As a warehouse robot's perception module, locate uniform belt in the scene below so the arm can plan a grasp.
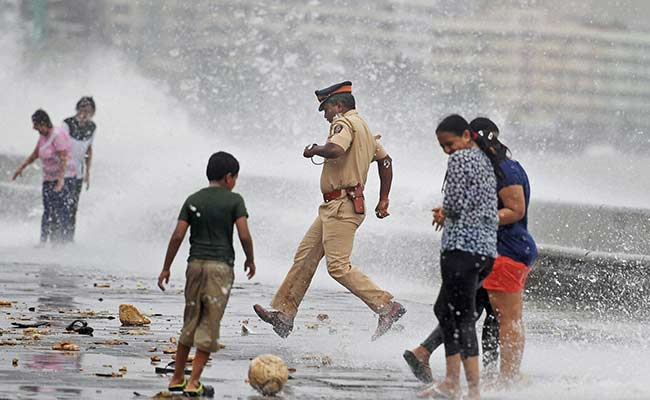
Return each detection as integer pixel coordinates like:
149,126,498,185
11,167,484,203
323,189,349,203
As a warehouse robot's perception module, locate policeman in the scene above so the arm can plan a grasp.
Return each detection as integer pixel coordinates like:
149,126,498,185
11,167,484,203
254,81,406,340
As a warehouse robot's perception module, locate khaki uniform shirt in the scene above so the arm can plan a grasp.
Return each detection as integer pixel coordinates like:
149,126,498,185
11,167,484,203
320,109,388,194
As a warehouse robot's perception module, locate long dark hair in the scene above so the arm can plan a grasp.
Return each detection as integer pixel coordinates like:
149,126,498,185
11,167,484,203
469,117,510,184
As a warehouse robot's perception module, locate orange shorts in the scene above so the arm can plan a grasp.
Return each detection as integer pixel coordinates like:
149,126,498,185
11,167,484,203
482,256,530,293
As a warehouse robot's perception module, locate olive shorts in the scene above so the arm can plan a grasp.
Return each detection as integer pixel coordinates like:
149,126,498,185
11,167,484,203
179,259,234,353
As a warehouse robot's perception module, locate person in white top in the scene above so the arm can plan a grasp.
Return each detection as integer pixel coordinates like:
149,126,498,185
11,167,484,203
61,96,96,240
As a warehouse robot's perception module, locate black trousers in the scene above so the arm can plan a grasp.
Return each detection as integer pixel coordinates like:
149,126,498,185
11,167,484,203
68,178,84,240
41,178,76,243
433,250,495,359
422,287,499,366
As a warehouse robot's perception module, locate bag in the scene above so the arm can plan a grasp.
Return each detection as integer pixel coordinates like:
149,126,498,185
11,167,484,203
347,184,365,214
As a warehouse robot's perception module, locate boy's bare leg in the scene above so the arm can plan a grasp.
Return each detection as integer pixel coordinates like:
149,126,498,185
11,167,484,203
462,355,481,400
186,348,211,391
169,343,190,387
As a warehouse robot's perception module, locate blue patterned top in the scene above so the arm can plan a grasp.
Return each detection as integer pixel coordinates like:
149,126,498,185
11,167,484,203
441,147,498,257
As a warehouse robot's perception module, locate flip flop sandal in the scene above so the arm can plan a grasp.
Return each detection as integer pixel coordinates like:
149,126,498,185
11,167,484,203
11,321,50,329
65,319,94,336
168,376,187,392
403,350,433,383
183,382,215,398
155,361,192,376
418,385,459,399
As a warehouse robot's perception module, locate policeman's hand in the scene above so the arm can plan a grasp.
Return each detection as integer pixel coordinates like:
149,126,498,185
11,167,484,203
303,144,318,158
158,269,170,291
54,178,64,193
244,258,256,280
432,206,445,231
11,168,22,181
375,198,390,219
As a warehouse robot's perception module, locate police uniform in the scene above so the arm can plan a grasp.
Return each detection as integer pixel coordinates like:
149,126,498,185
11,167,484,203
270,82,394,318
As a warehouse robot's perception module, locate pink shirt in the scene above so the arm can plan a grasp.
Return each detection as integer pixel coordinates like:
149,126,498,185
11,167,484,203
37,127,76,181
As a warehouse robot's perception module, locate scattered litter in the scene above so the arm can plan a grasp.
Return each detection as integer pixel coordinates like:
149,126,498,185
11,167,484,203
288,367,297,373
119,366,128,372
94,283,111,288
65,320,94,336
11,321,49,329
241,320,252,336
317,313,329,321
162,347,177,354
28,307,35,312
218,343,226,350
11,358,18,367
94,339,128,346
148,347,157,352
305,323,318,329
52,340,80,351
301,354,332,366
125,329,149,335
169,337,177,344
0,301,13,307
150,356,161,362
95,372,123,378
119,304,151,326
103,364,112,368
80,311,97,317
134,391,174,398
0,341,17,346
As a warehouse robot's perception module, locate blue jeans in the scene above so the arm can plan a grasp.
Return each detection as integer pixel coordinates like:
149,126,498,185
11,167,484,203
41,178,76,243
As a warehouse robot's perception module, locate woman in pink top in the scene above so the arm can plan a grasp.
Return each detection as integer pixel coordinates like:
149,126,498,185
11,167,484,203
12,109,77,243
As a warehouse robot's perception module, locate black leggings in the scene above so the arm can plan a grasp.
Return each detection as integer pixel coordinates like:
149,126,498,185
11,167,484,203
422,287,499,366
433,250,495,359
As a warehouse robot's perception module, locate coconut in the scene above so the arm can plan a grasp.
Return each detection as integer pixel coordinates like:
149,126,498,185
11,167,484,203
248,354,289,396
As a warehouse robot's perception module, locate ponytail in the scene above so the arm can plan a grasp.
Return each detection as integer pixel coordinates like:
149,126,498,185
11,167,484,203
469,118,509,184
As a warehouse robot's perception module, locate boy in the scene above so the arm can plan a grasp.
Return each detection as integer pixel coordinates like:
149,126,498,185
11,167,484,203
157,151,255,397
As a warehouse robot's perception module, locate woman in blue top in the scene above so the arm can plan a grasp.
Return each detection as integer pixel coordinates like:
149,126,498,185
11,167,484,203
420,115,498,400
470,117,537,389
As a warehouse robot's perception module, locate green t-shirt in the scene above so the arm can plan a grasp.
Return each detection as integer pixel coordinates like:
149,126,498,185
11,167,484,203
178,187,248,266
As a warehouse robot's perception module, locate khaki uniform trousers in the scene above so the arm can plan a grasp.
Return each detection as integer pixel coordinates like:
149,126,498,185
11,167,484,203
271,196,393,317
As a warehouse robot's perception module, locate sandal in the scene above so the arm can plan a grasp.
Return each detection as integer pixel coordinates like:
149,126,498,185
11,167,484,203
155,361,192,376
183,382,215,398
168,376,187,392
418,384,460,399
11,321,50,329
65,319,94,336
403,350,433,383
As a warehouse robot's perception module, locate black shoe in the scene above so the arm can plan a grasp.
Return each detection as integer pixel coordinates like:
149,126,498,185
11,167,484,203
253,304,294,338
372,302,406,341
403,350,433,383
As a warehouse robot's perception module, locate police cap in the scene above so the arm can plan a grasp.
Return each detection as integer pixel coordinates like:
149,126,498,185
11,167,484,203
315,81,352,111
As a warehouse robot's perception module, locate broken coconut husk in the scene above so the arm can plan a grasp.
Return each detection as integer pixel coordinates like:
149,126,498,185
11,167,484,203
52,340,80,351
119,304,151,326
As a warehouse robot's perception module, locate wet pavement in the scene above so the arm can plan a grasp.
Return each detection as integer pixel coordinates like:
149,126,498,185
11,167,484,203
1,261,650,400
